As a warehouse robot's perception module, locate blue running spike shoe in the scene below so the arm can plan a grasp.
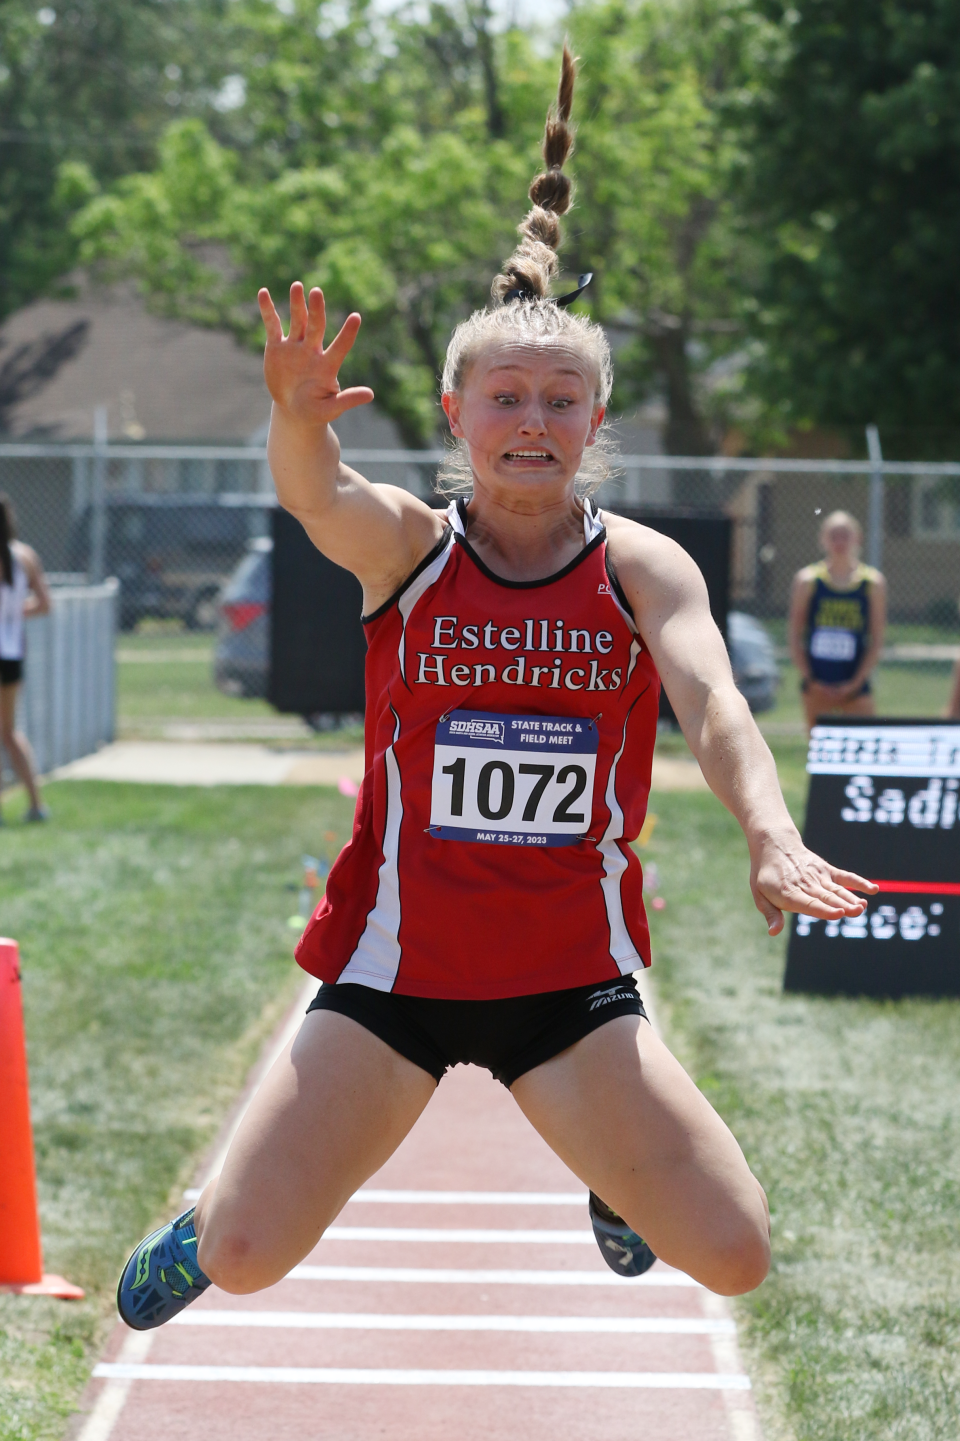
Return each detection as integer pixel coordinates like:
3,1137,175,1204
117,1206,212,1329
589,1191,658,1277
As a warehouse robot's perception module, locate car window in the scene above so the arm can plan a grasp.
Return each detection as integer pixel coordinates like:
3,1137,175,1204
222,550,270,603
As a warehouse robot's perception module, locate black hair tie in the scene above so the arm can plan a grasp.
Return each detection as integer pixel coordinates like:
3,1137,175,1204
502,272,593,307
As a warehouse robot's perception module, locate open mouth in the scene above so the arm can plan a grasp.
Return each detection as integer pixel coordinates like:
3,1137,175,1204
503,449,555,462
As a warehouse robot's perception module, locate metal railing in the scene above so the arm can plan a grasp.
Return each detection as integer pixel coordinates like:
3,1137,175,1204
0,441,958,626
15,578,117,779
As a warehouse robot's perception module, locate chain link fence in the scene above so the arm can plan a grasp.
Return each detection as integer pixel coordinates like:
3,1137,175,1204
1,441,959,634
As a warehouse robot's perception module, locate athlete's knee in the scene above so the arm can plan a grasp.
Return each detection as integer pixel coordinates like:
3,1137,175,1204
197,1215,283,1295
702,1197,771,1296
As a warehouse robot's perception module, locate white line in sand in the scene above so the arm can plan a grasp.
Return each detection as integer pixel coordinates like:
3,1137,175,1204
172,1310,736,1335
94,1363,750,1391
286,1265,701,1288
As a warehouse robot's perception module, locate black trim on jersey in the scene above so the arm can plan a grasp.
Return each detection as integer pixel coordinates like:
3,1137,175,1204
361,525,454,625
454,496,606,590
602,543,635,624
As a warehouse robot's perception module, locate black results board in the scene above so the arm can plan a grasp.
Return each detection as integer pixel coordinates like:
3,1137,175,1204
784,718,960,998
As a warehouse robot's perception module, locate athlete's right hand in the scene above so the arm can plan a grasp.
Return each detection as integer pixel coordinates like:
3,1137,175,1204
258,283,374,427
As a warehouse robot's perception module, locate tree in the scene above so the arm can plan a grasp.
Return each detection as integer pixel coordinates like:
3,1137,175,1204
64,0,767,450
743,0,960,451
68,3,555,444
566,0,771,453
0,0,233,318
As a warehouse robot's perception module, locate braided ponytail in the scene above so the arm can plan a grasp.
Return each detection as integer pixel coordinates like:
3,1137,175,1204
440,42,614,497
491,43,577,304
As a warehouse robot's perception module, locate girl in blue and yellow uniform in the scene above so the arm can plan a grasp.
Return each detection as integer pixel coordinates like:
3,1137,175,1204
788,510,886,731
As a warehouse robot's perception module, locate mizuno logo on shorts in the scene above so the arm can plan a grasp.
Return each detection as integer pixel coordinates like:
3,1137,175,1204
588,986,633,1010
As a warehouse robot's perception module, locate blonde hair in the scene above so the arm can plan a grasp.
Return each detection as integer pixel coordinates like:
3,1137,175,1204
819,510,863,545
438,43,613,497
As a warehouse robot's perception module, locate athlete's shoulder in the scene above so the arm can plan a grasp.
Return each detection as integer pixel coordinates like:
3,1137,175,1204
601,508,700,574
10,540,39,577
798,561,826,585
600,509,710,619
362,519,455,624
859,563,883,587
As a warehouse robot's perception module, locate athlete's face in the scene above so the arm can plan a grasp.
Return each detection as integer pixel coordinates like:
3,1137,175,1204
821,522,860,563
442,344,604,496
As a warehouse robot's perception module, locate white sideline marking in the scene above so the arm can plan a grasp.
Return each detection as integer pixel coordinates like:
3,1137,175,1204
287,1265,701,1288
173,1310,735,1335
75,1331,152,1441
94,1362,750,1390
184,1187,589,1205
323,1226,595,1244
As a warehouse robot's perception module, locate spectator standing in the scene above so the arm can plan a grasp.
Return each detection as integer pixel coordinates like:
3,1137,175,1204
0,494,51,820
789,510,887,731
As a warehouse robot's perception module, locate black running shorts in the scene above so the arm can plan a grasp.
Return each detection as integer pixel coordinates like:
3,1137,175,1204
0,658,23,686
306,975,648,1088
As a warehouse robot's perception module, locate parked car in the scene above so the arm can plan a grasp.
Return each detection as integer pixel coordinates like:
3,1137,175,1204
727,610,779,713
214,537,272,698
70,496,270,630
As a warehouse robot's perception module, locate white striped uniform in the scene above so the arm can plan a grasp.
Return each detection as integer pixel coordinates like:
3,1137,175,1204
297,500,660,999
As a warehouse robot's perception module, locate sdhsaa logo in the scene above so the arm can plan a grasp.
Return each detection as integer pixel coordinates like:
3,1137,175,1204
449,718,505,744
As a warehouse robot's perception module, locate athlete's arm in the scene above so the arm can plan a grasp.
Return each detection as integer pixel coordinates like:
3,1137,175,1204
787,569,814,683
17,543,51,617
258,283,445,611
606,518,876,935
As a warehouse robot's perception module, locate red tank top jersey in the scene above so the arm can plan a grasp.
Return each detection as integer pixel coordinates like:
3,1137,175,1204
296,498,661,1000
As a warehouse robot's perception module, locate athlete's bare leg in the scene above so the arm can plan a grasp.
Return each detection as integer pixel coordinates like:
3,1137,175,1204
0,683,42,811
802,681,875,730
511,1014,770,1296
194,1010,436,1293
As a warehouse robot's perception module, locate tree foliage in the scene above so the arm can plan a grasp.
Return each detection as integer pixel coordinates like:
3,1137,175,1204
744,0,960,448
0,0,235,316
66,0,758,447
566,0,771,451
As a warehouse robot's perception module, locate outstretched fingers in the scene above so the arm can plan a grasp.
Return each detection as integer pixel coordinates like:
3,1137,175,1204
304,287,327,350
333,385,376,415
289,281,309,342
258,289,285,345
826,866,879,897
325,311,363,366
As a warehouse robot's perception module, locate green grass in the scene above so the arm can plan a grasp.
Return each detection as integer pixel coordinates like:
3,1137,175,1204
760,619,960,648
643,752,960,1441
115,631,365,747
116,632,274,724
0,781,355,1441
758,660,955,734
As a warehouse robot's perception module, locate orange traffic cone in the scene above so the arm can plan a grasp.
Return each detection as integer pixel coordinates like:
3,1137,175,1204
0,938,84,1298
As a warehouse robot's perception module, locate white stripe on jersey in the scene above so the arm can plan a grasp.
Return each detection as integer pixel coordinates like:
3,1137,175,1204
397,530,456,682
337,705,404,990
598,702,644,974
340,534,456,990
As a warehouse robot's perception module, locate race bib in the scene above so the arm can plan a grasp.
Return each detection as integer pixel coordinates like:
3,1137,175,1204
430,710,599,847
810,628,857,662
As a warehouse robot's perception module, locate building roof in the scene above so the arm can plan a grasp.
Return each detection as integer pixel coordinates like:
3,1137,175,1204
0,277,399,449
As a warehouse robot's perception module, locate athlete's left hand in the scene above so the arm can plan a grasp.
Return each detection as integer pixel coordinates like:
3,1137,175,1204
749,830,878,936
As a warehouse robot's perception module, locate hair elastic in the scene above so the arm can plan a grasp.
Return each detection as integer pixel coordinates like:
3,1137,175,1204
502,272,593,307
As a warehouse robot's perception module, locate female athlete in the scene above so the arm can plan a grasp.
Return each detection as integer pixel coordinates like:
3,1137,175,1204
0,493,50,822
788,510,887,732
118,48,875,1329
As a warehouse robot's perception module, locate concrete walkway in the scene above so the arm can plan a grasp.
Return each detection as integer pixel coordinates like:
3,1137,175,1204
53,742,708,792
54,743,368,787
75,974,762,1441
